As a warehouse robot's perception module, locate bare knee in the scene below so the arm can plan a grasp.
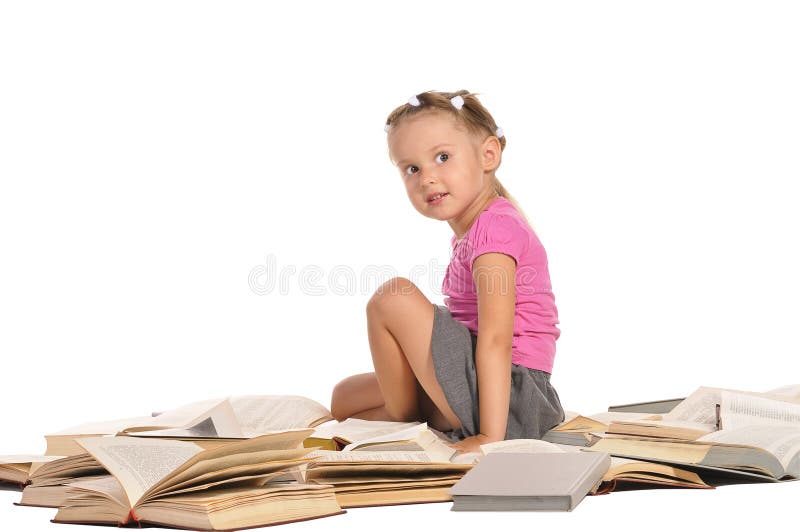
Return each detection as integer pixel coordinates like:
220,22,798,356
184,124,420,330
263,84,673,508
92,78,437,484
367,276,418,316
330,373,384,422
330,378,357,422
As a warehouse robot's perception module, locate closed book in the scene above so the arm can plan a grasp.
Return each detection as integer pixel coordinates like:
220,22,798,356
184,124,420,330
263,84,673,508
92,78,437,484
449,451,610,511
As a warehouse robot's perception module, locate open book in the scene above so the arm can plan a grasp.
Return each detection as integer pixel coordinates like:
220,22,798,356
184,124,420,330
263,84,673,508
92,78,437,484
463,438,710,493
543,411,660,446
589,387,800,483
45,395,334,456
304,450,472,508
663,385,800,426
308,419,456,460
50,429,345,530
0,455,64,489
605,419,716,441
18,454,107,508
300,420,472,507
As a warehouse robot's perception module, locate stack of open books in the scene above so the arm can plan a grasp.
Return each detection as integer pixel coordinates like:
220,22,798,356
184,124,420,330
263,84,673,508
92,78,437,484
544,384,800,488
3,383,800,525
3,394,478,529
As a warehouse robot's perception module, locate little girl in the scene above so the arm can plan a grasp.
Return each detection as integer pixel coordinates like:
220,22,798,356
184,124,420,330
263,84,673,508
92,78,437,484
330,90,565,454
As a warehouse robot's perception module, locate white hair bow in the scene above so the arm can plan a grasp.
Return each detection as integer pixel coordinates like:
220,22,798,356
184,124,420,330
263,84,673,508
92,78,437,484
385,94,504,138
407,94,464,110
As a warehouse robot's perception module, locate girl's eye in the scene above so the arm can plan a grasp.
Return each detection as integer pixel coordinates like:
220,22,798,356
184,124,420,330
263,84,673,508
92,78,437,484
404,152,449,176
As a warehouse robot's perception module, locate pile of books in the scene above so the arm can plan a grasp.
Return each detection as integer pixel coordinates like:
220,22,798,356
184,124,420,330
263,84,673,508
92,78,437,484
2,383,800,527
0,395,477,530
542,383,800,489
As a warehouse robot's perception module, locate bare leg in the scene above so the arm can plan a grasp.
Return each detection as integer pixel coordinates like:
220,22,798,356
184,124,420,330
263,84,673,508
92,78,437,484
331,372,458,431
367,278,462,430
330,372,389,422
367,289,422,421
349,404,392,421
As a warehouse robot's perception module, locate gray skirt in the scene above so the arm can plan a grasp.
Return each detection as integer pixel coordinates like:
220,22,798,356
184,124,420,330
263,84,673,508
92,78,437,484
430,303,565,443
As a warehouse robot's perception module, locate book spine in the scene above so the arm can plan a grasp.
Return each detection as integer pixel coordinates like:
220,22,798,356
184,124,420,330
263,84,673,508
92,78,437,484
122,509,142,528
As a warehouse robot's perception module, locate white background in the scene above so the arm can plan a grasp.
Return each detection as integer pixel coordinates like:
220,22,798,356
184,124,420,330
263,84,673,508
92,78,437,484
1,1,798,530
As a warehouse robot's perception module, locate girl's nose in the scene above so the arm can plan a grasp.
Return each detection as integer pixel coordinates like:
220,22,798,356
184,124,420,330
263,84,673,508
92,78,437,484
418,165,437,183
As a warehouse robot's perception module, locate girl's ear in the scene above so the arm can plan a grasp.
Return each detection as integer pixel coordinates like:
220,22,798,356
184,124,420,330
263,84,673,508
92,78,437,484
480,135,502,172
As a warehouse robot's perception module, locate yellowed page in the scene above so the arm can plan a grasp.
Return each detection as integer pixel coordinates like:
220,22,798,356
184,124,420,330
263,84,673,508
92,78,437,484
698,425,800,472
124,397,242,437
665,386,800,424
230,395,333,436
76,436,203,507
479,438,566,454
136,429,313,502
151,459,318,497
764,384,800,400
561,411,581,423
0,455,64,464
48,415,157,436
614,419,715,430
342,423,428,451
721,390,800,429
449,452,482,464
551,415,607,432
340,426,456,463
310,418,422,443
312,473,464,484
606,456,706,484
586,411,661,424
588,436,711,464
66,475,130,508
307,461,471,479
308,450,439,462
150,447,313,495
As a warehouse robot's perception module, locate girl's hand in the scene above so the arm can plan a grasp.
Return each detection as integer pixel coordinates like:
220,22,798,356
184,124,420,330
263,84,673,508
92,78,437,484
445,433,498,454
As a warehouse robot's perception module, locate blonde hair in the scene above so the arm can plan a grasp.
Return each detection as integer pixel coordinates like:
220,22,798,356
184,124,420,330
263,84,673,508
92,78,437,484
385,89,534,230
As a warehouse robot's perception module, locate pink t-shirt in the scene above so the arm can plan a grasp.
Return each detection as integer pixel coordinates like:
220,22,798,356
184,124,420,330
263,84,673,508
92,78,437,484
442,196,561,373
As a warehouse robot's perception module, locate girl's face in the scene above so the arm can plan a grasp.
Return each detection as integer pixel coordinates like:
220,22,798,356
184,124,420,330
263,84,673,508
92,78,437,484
387,111,500,222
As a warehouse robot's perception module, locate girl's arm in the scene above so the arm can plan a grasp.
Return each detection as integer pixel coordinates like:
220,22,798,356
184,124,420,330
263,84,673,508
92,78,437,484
448,251,516,452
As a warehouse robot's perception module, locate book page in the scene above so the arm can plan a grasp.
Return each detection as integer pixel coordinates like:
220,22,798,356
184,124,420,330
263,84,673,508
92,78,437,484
145,397,229,426
66,474,129,509
310,418,423,443
230,395,333,435
307,450,438,463
136,429,313,502
551,415,607,432
76,436,202,508
586,412,661,424
450,452,482,464
48,415,157,436
343,423,429,451
764,384,800,401
479,439,565,454
666,386,800,425
126,397,242,437
612,419,717,431
697,425,800,473
151,447,313,495
721,390,800,429
662,387,724,424
0,455,64,464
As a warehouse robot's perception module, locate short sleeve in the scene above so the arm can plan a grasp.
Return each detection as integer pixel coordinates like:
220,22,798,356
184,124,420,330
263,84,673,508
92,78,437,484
468,213,529,267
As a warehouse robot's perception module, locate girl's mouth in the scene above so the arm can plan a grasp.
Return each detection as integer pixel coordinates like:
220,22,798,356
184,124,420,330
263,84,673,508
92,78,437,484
427,193,449,204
